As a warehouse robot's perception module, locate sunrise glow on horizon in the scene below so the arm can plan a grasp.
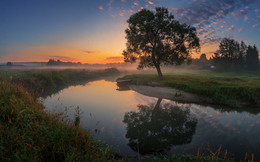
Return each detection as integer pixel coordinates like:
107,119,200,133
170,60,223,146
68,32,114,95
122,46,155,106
1,0,259,64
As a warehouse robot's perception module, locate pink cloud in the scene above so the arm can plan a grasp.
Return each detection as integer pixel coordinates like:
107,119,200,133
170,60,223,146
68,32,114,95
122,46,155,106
148,1,154,5
239,10,246,15
169,8,179,12
129,9,134,13
228,25,234,31
133,2,138,6
223,21,228,25
119,10,126,17
238,28,243,32
244,16,248,22
99,6,103,10
252,24,259,28
232,12,238,19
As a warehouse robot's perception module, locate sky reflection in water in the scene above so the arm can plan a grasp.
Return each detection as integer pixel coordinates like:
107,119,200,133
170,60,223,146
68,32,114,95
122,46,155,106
42,80,260,160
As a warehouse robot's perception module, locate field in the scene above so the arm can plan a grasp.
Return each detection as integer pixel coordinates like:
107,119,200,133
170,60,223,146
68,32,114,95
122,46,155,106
118,70,260,108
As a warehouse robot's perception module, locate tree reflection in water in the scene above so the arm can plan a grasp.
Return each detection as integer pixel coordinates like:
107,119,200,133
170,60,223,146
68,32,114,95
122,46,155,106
123,98,197,155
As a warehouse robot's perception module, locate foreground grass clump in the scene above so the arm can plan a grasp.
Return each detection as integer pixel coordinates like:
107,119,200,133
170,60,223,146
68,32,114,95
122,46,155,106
118,71,260,107
0,80,116,161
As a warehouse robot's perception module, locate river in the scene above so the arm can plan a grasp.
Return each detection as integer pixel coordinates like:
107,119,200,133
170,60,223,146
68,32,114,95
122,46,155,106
41,79,260,160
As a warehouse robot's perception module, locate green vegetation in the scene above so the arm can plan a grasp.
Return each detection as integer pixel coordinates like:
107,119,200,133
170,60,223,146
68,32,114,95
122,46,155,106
0,68,120,96
0,80,117,161
118,71,260,108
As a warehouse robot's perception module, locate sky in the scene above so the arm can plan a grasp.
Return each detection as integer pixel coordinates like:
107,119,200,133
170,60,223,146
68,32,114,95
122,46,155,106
0,0,259,64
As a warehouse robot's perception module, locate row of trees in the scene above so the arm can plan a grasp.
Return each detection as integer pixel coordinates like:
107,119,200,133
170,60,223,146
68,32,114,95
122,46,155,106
47,59,82,66
212,38,259,71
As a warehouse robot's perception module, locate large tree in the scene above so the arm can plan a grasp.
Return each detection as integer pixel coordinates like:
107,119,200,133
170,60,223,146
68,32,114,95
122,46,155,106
122,7,200,79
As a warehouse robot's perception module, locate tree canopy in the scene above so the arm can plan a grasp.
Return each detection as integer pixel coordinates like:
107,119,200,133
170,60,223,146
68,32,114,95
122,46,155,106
122,7,200,79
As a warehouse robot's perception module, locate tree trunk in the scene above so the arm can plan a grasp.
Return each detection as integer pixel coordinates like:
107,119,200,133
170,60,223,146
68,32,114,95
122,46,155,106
155,65,164,80
154,98,162,110
151,47,163,80
152,98,162,121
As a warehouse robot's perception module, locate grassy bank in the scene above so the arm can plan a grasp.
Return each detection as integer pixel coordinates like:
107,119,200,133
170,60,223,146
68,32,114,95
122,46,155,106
0,68,120,96
0,80,118,161
118,71,260,108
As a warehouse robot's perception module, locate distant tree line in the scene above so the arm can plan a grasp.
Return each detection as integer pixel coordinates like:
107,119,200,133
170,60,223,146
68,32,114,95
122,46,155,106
47,59,82,66
6,62,13,66
212,38,259,71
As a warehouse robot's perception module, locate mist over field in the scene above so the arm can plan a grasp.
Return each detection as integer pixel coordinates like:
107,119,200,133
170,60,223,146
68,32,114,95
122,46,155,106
1,0,259,161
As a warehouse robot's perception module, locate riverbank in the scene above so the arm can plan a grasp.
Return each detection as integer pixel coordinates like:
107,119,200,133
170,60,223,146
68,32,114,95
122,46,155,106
0,68,120,96
0,80,118,161
118,71,260,108
129,85,213,104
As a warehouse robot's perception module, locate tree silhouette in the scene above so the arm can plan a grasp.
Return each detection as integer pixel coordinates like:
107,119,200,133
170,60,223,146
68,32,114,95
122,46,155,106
246,45,259,71
123,98,197,155
6,62,13,66
212,38,248,71
122,7,200,79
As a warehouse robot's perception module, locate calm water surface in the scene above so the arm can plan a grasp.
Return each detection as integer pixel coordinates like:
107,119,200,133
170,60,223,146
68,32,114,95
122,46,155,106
42,79,260,160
